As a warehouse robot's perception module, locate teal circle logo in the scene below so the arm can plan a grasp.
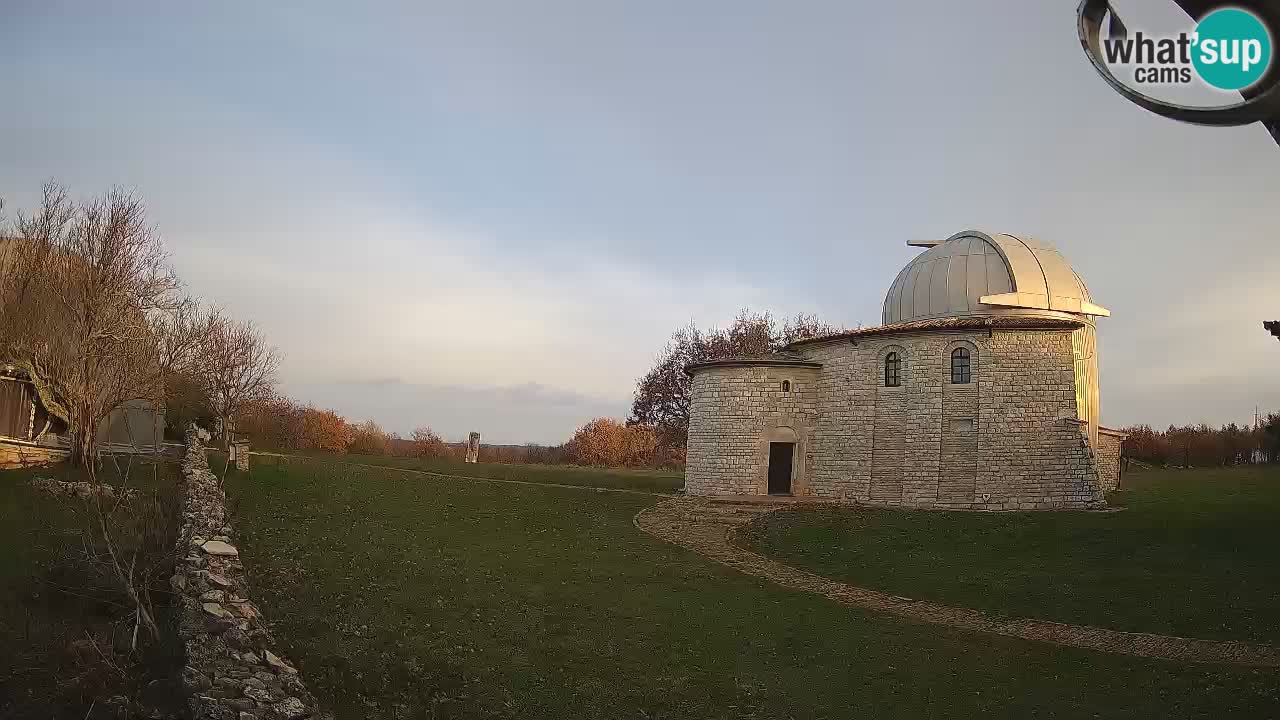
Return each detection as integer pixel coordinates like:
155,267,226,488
1192,8,1272,90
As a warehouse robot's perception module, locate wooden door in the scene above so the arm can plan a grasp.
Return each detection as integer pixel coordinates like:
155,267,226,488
0,379,34,440
767,442,794,495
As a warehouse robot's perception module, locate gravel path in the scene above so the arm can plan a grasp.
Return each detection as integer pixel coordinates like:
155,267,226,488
635,496,1280,667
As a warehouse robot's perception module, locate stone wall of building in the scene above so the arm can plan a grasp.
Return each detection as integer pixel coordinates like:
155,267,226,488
685,364,819,495
686,328,1105,509
1096,427,1127,492
973,331,1102,509
173,427,329,720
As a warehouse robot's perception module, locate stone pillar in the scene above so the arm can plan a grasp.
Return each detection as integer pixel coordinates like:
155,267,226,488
465,432,481,463
230,440,250,472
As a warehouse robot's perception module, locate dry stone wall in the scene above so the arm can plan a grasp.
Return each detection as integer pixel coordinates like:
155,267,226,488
686,328,1105,509
173,427,329,720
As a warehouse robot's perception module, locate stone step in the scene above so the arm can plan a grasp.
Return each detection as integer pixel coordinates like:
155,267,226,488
677,516,755,526
705,499,798,510
665,509,769,526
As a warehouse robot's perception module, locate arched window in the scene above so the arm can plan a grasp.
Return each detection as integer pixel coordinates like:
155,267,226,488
884,352,901,387
781,380,791,393
951,347,971,384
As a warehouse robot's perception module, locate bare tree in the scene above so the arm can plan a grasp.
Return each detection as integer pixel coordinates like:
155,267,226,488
629,309,841,449
0,182,200,469
0,182,217,648
202,313,279,447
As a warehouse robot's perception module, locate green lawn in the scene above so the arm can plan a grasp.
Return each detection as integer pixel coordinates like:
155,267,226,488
745,466,1280,645
0,459,184,718
269,450,685,493
227,459,1279,719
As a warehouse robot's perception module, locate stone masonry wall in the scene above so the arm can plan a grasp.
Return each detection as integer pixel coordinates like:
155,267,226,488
173,427,329,720
685,365,819,495
687,329,1105,509
973,331,1103,509
1096,428,1126,492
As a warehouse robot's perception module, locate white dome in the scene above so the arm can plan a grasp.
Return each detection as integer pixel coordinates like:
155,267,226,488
882,230,1109,325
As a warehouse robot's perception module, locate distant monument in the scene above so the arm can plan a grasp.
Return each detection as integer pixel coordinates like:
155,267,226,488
465,432,481,463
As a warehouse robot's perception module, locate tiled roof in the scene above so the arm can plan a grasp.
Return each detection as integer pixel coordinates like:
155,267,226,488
785,315,1084,348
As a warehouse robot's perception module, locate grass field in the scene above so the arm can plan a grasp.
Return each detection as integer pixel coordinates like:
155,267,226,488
745,466,1280,645
227,459,1279,719
0,459,184,718
273,450,685,493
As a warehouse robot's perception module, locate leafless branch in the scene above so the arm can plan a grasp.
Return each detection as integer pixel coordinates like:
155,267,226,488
202,313,279,447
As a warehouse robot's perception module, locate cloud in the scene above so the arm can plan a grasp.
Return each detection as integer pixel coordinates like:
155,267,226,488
4,0,1280,443
0,48,825,444
1100,269,1280,427
170,193,800,399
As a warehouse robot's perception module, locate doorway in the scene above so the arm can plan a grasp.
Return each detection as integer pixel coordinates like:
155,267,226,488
767,442,794,495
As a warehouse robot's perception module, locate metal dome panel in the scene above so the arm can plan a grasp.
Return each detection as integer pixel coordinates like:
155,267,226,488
882,230,1109,325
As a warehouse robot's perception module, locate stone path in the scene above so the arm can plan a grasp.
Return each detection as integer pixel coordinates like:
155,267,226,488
635,496,1280,667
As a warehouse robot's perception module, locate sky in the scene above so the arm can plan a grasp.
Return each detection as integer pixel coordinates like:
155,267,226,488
2,0,1278,444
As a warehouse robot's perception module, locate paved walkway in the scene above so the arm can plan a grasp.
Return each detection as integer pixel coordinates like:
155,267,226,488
634,496,1280,667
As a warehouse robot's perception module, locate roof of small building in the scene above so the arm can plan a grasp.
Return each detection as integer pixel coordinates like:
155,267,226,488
883,230,1110,325
684,351,822,376
785,315,1084,349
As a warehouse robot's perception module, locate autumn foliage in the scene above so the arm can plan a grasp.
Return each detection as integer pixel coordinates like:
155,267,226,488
566,418,661,467
237,395,355,453
302,407,354,452
348,420,391,456
411,426,448,458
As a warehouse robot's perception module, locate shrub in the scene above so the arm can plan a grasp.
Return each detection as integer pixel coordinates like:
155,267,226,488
348,420,390,456
567,418,659,467
302,407,353,452
411,426,448,458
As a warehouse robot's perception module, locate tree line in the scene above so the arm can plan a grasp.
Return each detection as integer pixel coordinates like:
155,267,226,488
0,183,279,469
232,395,682,468
1121,416,1280,468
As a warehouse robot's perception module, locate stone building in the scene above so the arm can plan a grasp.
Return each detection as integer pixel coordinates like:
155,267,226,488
684,230,1127,510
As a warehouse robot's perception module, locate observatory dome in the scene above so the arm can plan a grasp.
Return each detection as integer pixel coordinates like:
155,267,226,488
882,230,1109,326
